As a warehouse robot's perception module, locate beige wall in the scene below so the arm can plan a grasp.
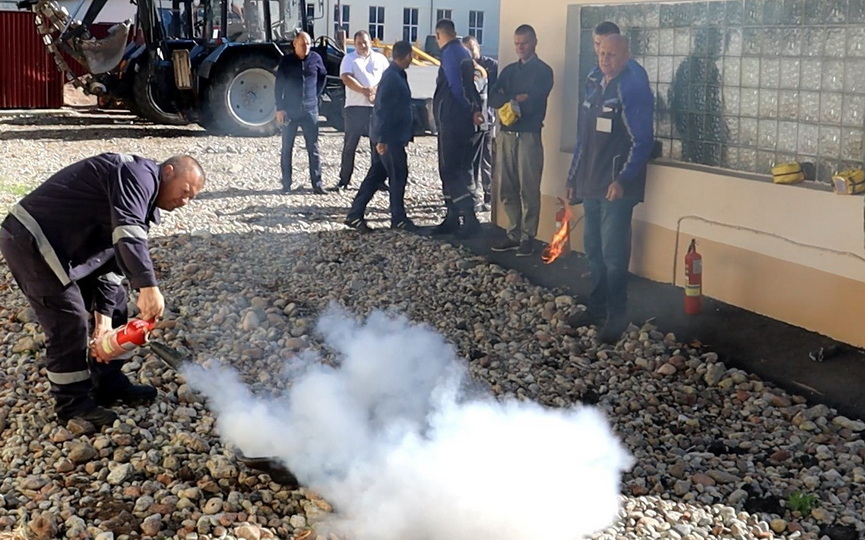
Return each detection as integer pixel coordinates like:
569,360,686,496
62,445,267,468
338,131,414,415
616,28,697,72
497,0,865,347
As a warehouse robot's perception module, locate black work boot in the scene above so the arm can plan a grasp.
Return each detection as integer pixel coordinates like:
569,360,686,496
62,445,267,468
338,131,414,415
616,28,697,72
429,202,460,236
94,384,158,407
457,209,482,238
58,404,118,429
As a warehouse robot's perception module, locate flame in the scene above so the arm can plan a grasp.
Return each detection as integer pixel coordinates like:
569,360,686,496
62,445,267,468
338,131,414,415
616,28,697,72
541,197,573,264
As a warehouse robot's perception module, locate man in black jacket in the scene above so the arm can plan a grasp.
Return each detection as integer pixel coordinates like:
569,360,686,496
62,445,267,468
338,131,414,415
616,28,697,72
431,19,485,237
344,41,418,233
0,153,205,427
275,31,328,194
462,35,498,210
489,24,554,257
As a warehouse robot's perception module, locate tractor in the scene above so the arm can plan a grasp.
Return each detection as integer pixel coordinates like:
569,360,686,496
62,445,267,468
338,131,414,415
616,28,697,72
19,0,346,135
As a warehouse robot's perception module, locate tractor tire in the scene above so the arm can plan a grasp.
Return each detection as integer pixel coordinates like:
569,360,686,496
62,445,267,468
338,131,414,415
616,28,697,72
131,64,188,126
201,54,279,137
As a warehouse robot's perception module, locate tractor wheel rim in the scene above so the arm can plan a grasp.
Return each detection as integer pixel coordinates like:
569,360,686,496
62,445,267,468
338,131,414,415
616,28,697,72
227,67,276,127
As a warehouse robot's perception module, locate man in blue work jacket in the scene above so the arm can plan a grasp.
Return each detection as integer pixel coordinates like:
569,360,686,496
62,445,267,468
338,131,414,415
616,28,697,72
344,41,419,233
567,34,654,344
275,31,328,194
0,153,205,427
430,18,485,237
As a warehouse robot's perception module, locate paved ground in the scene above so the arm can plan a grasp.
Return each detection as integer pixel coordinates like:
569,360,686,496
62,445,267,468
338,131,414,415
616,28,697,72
454,225,865,422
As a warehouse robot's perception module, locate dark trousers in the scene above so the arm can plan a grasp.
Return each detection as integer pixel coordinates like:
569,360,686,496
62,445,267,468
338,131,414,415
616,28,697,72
281,110,322,190
582,198,638,323
0,220,130,417
437,121,476,212
347,144,409,225
339,107,374,186
471,129,493,203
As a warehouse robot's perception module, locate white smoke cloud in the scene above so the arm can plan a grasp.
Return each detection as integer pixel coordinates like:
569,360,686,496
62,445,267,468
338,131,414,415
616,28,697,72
184,306,632,540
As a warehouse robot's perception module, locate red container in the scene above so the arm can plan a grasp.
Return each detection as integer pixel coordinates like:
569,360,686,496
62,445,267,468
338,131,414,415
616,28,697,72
0,10,64,109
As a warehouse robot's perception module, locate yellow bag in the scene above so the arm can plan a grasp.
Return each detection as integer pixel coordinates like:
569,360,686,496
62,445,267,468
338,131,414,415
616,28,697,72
773,171,805,185
498,101,519,126
771,162,801,176
832,169,865,195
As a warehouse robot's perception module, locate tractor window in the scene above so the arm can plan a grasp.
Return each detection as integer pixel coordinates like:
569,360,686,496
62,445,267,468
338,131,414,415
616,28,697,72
270,0,303,42
154,0,198,39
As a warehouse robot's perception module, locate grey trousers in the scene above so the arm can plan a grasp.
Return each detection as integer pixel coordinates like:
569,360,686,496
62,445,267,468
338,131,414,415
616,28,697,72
497,130,543,241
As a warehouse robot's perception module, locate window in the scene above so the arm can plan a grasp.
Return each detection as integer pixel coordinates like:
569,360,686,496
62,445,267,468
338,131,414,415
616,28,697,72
369,6,385,41
468,10,484,44
333,4,350,34
306,3,314,20
436,8,452,22
403,8,418,43
569,1,865,183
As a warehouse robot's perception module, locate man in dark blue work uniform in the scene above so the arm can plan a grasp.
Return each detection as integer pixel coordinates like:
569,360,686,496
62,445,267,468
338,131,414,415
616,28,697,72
275,31,328,194
0,153,206,427
344,41,419,233
567,34,654,344
430,19,485,237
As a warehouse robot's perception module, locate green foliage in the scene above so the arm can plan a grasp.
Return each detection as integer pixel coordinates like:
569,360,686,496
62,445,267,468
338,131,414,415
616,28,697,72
787,491,819,514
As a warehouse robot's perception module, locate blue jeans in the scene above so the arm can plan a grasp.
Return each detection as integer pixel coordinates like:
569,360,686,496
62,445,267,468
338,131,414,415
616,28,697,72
582,198,638,323
281,110,322,189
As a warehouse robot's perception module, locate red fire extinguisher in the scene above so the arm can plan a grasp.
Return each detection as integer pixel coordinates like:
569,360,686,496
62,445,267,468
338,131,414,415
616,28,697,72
684,239,702,315
95,318,155,360
554,198,571,255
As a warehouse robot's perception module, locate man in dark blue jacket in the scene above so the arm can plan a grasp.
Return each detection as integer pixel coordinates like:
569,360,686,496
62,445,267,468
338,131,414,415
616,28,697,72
462,35,498,210
344,41,418,233
0,153,205,427
275,31,328,194
567,34,654,344
431,19,484,237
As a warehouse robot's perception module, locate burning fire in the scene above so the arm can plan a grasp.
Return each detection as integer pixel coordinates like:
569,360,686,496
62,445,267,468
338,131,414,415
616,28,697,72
541,198,573,264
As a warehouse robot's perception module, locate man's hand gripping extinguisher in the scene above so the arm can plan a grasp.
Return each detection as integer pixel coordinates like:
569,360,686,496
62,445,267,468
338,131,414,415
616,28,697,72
684,239,702,315
96,318,156,360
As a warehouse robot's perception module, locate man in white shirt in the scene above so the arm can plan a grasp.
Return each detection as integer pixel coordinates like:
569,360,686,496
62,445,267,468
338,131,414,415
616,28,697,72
332,30,391,191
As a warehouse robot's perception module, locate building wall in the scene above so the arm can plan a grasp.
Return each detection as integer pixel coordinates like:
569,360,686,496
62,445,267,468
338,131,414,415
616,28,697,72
312,0,500,57
497,0,865,348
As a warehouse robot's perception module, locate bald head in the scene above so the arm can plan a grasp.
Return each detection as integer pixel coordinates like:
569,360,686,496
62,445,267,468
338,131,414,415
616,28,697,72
293,31,312,58
157,155,205,211
598,34,630,80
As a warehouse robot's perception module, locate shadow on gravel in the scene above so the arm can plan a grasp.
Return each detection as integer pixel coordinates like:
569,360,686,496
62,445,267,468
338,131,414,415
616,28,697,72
0,126,206,142
449,224,865,422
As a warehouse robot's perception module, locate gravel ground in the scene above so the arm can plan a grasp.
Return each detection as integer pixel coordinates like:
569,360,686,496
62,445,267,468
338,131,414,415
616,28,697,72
1,112,864,540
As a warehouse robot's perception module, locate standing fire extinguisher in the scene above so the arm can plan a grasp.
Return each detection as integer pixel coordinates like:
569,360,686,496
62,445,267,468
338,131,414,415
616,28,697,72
555,198,571,255
95,318,156,360
684,239,702,315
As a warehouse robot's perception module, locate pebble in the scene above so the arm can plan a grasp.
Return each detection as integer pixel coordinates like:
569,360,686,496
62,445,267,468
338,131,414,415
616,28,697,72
0,115,863,540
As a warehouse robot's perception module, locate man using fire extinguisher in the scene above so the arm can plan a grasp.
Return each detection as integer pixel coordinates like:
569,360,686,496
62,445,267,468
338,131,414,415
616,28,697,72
566,34,654,344
0,153,206,427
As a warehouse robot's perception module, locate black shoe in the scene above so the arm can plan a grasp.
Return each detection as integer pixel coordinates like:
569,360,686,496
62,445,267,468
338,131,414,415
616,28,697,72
60,405,118,428
344,217,373,234
312,185,326,195
391,219,419,232
598,318,629,344
429,213,460,236
94,384,158,407
566,311,606,328
516,239,534,257
281,185,293,193
491,238,520,252
328,183,349,192
457,212,482,238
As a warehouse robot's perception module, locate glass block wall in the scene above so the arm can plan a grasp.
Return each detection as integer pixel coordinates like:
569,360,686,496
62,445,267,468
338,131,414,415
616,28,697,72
578,0,865,183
